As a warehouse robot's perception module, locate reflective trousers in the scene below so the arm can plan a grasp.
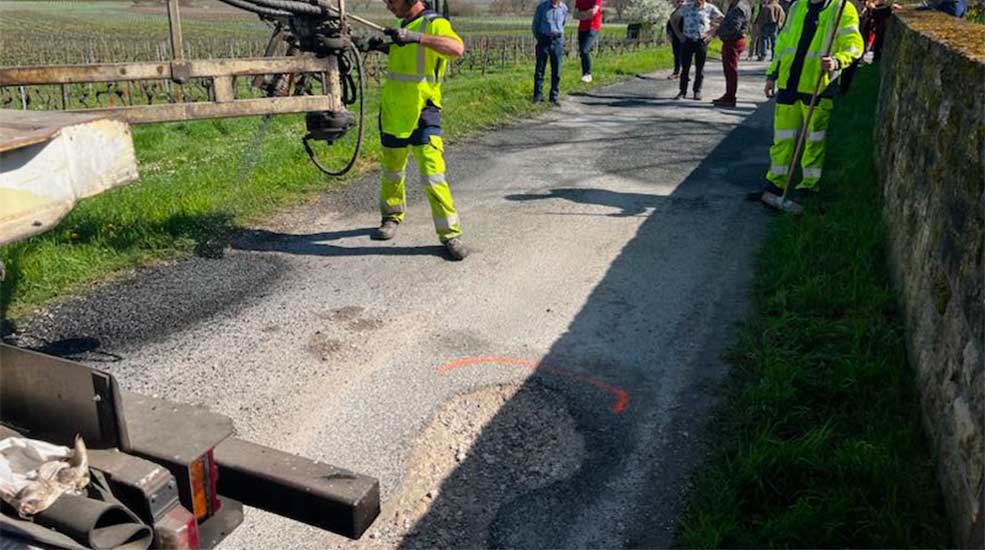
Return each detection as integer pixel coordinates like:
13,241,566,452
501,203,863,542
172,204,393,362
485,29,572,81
380,135,462,242
767,98,833,190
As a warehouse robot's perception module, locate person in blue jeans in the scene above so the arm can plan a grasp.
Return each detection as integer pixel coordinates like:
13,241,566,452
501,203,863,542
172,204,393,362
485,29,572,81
917,0,965,17
532,0,568,104
755,0,785,60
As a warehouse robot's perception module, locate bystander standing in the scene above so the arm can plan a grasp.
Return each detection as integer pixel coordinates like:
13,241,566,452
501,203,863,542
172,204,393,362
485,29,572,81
667,0,688,79
756,0,785,60
916,0,965,17
531,0,568,104
674,0,723,100
712,0,751,107
574,0,603,82
747,0,763,59
865,0,893,59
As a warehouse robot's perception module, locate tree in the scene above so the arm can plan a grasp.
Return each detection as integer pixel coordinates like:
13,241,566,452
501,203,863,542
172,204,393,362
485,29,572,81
489,0,513,14
608,0,633,20
625,0,674,26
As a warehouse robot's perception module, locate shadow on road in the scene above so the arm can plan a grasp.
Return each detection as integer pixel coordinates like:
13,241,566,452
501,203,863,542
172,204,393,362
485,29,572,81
394,98,774,548
232,228,448,258
505,188,713,218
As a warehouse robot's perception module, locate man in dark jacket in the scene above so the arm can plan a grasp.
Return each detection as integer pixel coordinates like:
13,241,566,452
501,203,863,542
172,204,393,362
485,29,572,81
711,0,752,107
531,0,569,104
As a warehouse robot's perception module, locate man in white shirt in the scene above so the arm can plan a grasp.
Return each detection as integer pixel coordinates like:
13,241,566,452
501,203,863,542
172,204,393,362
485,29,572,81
674,0,723,100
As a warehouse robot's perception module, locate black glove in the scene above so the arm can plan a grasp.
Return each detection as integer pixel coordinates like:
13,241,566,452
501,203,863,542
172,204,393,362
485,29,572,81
354,35,390,53
384,27,422,45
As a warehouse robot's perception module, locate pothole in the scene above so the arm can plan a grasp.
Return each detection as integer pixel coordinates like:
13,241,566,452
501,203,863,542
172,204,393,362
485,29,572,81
358,383,585,549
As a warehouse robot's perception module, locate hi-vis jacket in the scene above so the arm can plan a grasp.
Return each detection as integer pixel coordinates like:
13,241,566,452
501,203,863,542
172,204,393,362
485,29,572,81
381,11,462,139
766,0,864,95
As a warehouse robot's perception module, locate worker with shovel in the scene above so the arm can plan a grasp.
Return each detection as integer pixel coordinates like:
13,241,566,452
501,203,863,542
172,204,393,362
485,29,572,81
761,0,863,211
371,0,469,260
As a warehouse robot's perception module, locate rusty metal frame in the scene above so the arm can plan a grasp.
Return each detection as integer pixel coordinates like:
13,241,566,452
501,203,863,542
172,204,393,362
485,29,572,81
0,0,343,124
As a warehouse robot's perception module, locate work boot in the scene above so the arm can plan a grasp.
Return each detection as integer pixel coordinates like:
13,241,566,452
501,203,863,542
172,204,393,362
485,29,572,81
443,238,469,261
372,219,399,241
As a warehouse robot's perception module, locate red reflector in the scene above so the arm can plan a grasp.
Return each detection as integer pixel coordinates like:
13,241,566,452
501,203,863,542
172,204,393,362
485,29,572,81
155,504,200,550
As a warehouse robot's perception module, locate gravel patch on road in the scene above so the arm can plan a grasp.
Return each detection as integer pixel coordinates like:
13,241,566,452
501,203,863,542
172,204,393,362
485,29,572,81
357,383,585,549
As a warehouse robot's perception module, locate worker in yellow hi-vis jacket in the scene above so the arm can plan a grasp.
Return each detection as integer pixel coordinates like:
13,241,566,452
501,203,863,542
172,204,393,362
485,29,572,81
762,0,863,196
371,0,468,261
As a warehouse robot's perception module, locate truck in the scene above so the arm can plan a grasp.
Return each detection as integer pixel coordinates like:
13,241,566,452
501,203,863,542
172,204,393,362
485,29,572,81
0,0,384,546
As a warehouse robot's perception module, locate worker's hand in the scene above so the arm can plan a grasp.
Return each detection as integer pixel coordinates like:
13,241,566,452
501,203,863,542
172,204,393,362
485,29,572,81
820,56,839,71
384,27,422,46
355,35,390,53
764,78,776,98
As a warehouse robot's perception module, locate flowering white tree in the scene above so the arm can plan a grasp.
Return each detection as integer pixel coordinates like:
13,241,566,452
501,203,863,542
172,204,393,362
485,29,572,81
625,0,675,26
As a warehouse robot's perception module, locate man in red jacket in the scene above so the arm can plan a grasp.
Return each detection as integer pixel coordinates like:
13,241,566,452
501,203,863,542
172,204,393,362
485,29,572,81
574,0,603,82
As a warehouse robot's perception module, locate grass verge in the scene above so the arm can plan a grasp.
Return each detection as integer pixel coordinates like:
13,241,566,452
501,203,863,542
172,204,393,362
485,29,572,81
0,45,673,319
674,65,950,547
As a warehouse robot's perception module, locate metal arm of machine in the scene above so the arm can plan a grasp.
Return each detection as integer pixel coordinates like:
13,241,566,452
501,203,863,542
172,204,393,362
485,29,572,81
0,0,388,174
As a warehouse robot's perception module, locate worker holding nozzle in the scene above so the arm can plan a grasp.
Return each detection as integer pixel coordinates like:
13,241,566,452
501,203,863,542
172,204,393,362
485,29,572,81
357,0,469,260
760,0,863,202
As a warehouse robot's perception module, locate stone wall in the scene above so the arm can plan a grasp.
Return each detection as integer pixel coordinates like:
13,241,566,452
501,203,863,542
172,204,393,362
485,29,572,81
875,9,984,547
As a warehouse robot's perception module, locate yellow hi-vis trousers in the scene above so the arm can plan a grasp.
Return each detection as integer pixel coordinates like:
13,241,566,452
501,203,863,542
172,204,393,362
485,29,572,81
380,135,462,242
767,98,834,190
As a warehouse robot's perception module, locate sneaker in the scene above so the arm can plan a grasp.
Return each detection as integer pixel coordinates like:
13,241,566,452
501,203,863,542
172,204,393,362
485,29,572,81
674,90,686,99
712,96,737,107
581,74,593,83
549,98,560,105
693,91,702,101
533,94,544,103
667,72,680,79
371,219,399,241
443,238,469,261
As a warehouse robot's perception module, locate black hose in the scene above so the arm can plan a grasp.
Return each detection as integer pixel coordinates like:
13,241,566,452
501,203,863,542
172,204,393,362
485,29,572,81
216,0,292,17
231,0,324,16
303,41,365,176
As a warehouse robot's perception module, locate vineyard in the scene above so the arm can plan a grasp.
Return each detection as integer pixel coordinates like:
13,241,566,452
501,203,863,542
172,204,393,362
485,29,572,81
0,1,660,111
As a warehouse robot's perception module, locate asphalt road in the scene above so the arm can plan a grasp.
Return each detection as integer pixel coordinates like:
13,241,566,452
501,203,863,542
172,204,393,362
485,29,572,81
11,60,775,548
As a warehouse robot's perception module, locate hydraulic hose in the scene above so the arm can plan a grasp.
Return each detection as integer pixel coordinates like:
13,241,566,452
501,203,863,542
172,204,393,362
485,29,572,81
216,0,291,17
229,0,324,16
222,0,387,32
303,41,365,176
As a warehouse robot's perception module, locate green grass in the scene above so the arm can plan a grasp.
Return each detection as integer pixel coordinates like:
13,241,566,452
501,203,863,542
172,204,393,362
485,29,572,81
0,45,674,318
674,65,950,548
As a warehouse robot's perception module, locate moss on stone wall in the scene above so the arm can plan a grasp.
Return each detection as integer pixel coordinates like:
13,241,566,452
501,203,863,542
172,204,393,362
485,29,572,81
897,8,985,61
875,9,985,548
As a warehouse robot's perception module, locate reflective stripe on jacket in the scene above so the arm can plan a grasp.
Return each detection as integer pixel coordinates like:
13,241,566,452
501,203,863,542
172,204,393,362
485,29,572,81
766,0,863,95
381,11,462,139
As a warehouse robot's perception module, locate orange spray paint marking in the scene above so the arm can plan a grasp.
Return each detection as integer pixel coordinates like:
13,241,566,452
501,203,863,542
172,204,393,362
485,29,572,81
438,356,630,414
